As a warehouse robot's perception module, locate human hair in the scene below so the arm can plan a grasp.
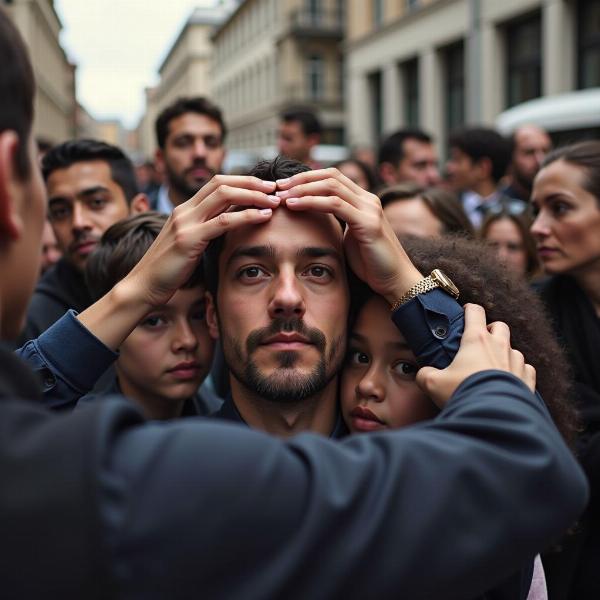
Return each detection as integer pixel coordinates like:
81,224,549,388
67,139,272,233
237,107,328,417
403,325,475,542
86,212,204,301
0,8,35,179
377,129,433,168
41,139,139,203
203,156,312,299
542,141,600,206
448,127,512,184
333,158,379,192
480,210,540,278
379,183,474,238
406,236,576,444
155,96,227,149
279,107,322,136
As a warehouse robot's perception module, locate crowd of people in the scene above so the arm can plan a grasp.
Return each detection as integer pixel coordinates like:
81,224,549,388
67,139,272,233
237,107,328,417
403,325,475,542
1,6,599,599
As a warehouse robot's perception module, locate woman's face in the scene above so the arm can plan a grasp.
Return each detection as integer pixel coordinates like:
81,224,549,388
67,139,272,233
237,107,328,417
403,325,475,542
341,296,438,433
531,160,600,276
484,217,528,278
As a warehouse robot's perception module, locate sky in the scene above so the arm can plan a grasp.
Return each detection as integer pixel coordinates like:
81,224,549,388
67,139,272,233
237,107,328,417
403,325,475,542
55,0,214,128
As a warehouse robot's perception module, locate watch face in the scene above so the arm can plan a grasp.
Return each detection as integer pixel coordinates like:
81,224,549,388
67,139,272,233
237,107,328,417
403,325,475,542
432,269,460,298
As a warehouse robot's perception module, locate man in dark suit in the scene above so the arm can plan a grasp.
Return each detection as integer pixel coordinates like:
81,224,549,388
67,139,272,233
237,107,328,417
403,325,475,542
0,8,589,600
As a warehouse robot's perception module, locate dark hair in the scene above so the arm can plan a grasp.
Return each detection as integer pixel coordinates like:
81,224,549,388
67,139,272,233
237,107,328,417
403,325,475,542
279,108,322,137
448,127,512,184
542,141,600,206
42,139,139,202
377,129,433,168
379,183,475,238
203,156,312,299
0,8,35,178
333,158,379,192
353,236,576,444
86,212,204,301
155,96,227,149
480,210,540,278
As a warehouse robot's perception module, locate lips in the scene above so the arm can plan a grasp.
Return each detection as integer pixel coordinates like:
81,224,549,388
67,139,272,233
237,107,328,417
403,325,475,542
349,406,386,432
72,240,97,256
536,246,560,258
260,333,312,350
167,361,202,380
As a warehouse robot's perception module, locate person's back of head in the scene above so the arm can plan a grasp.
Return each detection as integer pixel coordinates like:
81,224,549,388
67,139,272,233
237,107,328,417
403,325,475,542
377,129,439,187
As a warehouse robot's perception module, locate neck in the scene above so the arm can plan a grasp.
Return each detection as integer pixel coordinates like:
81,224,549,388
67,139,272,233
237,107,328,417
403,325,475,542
472,180,497,199
229,377,339,438
167,186,187,208
572,265,600,316
117,374,185,420
506,175,531,200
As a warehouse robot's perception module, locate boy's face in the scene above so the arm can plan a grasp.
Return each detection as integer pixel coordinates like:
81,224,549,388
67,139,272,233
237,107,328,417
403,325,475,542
116,286,214,411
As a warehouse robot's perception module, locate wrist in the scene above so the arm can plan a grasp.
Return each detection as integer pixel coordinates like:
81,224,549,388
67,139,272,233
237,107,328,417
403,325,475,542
383,268,424,306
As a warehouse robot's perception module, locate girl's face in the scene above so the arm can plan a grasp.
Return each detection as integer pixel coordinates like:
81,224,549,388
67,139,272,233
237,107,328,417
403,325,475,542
341,296,438,433
531,160,600,276
484,217,528,278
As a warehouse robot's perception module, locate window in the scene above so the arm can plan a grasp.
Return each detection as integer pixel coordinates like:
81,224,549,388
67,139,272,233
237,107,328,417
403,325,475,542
368,70,383,142
444,41,465,133
578,0,600,88
306,0,322,25
506,14,542,107
307,55,325,100
406,0,420,11
402,58,419,127
373,0,384,28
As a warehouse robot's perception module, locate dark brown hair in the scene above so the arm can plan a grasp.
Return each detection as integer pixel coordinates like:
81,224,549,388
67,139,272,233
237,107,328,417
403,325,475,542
398,235,577,445
0,8,35,178
86,212,204,301
379,183,475,238
480,210,540,278
542,141,600,206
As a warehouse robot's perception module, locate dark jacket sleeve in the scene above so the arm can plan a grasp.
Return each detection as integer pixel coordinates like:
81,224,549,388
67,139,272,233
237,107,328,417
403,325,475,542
96,372,587,600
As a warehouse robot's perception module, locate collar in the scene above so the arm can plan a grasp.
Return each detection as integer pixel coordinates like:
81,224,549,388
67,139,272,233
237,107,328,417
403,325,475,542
155,184,175,214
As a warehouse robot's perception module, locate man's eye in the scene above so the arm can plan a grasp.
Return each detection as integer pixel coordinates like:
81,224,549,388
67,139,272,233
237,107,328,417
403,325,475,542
305,265,332,279
239,266,267,280
204,136,221,149
393,361,418,378
88,197,107,209
348,349,369,365
49,206,70,221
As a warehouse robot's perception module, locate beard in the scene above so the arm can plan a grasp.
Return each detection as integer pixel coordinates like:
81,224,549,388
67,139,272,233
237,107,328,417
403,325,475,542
223,317,344,404
166,159,216,199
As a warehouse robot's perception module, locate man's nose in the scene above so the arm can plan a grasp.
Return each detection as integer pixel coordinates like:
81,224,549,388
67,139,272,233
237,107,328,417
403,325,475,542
193,139,208,159
72,203,91,231
268,271,305,320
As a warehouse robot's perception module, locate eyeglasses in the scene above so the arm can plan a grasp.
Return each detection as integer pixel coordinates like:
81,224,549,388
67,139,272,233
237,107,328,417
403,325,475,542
479,197,531,218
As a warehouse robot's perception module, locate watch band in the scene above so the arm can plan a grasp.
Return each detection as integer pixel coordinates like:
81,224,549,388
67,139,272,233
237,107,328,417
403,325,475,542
390,275,440,312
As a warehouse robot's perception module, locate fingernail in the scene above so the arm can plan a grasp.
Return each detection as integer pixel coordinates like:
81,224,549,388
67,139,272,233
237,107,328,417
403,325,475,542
262,180,276,190
276,178,290,186
275,190,289,199
267,195,280,203
286,197,298,204
259,208,272,215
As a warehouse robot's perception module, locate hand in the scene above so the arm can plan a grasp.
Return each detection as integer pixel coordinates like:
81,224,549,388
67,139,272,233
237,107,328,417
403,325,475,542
416,304,537,408
275,168,423,303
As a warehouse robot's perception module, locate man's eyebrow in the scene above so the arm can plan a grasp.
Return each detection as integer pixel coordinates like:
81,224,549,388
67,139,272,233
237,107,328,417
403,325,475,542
226,245,276,266
297,247,342,262
350,332,410,350
77,186,110,198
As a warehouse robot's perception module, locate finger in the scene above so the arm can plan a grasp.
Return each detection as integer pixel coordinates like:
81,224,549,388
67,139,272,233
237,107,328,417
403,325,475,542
487,320,511,345
276,167,365,197
284,194,363,225
199,207,275,241
199,185,280,220
276,177,366,209
508,348,525,374
191,174,276,205
523,364,537,393
416,366,438,396
462,304,488,341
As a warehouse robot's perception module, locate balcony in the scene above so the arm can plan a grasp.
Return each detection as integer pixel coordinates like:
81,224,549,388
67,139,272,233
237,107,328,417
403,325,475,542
286,9,344,40
279,82,344,111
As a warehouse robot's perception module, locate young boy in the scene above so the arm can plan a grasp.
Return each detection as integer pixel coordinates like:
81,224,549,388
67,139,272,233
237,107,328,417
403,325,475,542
82,212,221,419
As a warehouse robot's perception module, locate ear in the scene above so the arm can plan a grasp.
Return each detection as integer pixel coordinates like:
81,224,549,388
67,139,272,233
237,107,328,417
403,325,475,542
0,131,25,242
378,161,397,185
130,193,149,214
476,157,493,181
205,291,220,340
154,148,166,175
307,133,320,149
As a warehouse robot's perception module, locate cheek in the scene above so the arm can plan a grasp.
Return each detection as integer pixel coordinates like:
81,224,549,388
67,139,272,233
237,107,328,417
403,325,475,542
120,333,163,375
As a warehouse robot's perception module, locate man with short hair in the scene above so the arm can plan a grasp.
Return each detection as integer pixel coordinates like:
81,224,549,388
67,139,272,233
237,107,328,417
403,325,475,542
377,128,440,187
502,124,552,203
277,107,322,167
20,139,148,340
153,96,226,212
446,127,515,228
0,10,589,599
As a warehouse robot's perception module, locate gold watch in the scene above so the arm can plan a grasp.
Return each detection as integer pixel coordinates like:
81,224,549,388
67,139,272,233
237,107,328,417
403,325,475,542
390,269,459,312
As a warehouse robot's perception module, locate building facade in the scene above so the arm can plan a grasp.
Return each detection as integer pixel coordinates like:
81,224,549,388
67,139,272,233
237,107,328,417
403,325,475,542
211,0,346,156
345,0,600,151
4,0,76,144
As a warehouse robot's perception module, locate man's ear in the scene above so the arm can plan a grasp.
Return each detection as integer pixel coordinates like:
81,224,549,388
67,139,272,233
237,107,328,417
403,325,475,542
475,157,492,181
130,193,149,214
0,131,25,242
378,161,397,185
154,148,166,176
205,291,220,340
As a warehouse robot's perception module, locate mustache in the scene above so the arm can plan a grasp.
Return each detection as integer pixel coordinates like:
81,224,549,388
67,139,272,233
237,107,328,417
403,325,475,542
246,318,326,354
185,159,212,174
68,231,99,252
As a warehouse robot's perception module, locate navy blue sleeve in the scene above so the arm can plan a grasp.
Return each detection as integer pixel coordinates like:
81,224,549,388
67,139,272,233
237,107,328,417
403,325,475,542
391,288,464,369
15,310,118,410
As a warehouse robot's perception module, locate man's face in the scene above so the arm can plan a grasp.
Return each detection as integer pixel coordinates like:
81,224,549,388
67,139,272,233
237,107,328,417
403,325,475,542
277,121,315,164
46,160,130,272
446,147,477,192
157,113,225,202
208,207,349,404
512,126,552,191
385,139,440,187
